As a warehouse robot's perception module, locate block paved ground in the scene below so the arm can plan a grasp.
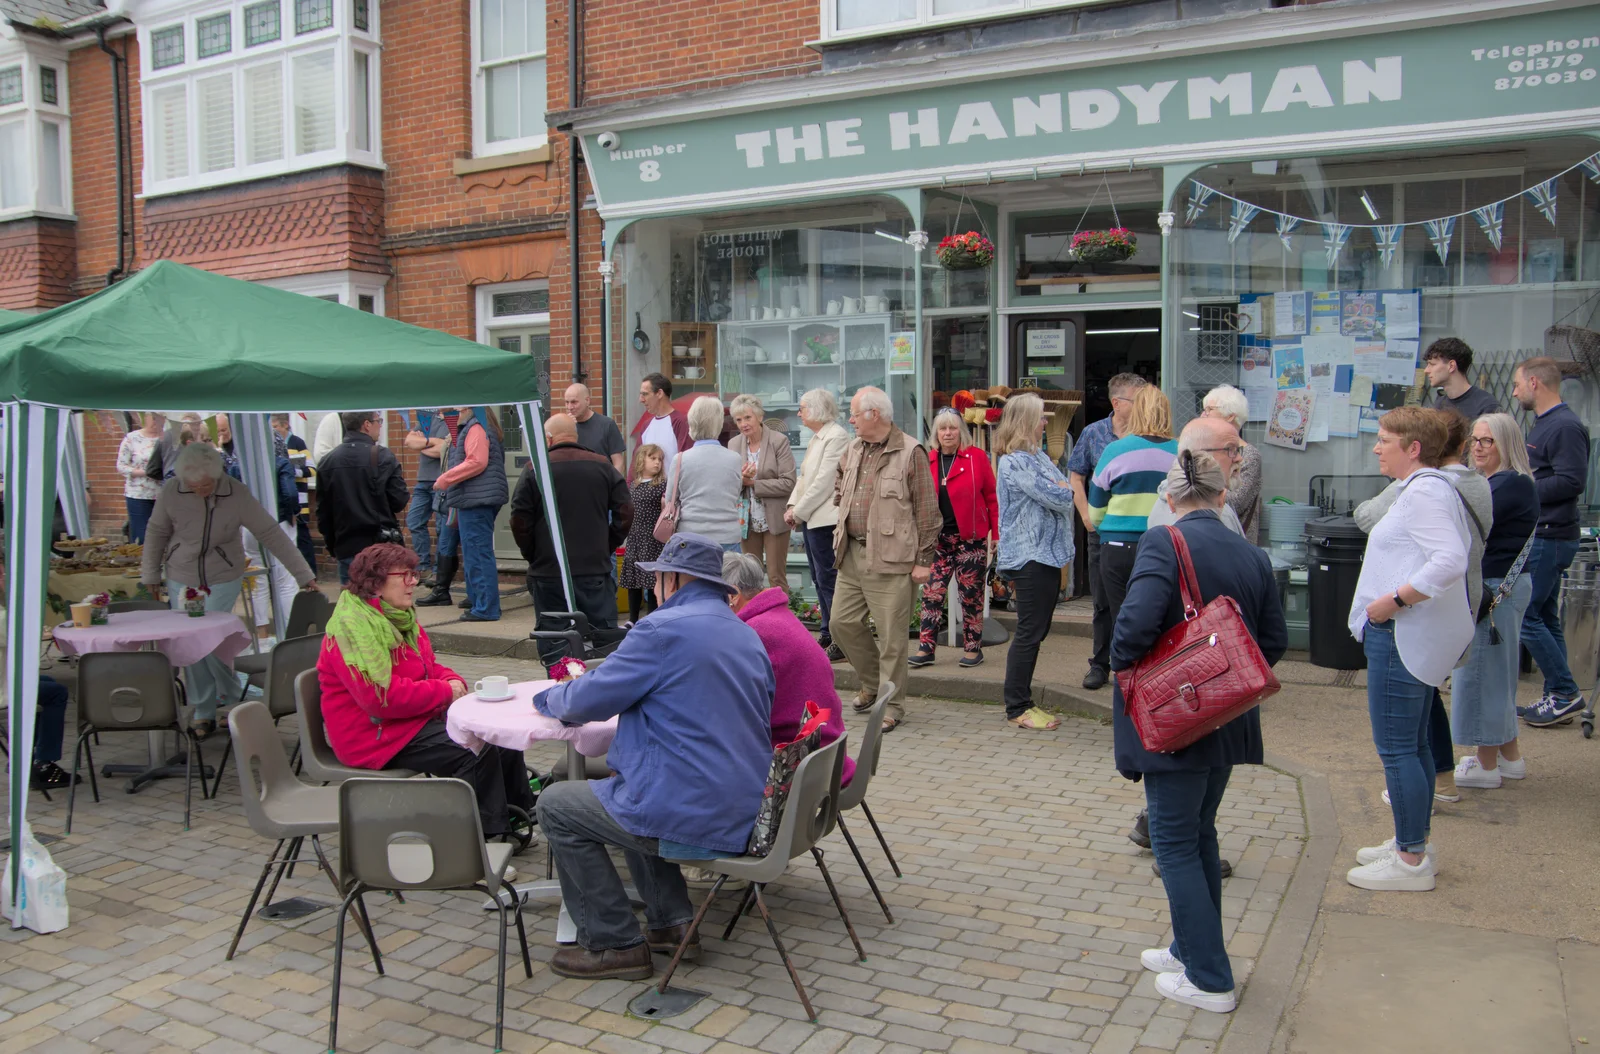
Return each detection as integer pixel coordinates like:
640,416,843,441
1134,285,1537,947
1,650,1306,1054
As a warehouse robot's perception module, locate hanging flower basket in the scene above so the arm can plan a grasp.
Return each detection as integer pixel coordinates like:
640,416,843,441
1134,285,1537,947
1071,228,1138,263
936,231,995,270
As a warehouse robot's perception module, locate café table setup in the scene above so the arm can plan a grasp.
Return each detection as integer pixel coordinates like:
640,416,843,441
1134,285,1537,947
446,675,619,943
51,607,252,792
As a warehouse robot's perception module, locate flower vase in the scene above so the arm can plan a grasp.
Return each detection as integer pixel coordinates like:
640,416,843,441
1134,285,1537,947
185,597,207,617
89,604,109,626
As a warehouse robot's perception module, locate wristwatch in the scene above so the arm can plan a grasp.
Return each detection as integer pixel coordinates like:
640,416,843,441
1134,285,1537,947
1393,591,1408,609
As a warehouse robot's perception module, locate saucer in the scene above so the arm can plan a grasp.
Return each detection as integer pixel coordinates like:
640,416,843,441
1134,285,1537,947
475,691,516,702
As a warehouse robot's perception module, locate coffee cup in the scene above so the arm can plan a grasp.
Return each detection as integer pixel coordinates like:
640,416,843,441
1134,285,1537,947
70,602,93,628
684,366,706,379
475,675,511,700
826,300,842,315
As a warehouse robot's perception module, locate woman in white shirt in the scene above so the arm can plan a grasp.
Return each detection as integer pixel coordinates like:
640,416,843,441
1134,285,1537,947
785,388,850,658
1346,407,1473,893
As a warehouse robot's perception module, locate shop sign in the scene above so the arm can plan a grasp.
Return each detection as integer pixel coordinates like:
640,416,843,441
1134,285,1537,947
585,7,1600,214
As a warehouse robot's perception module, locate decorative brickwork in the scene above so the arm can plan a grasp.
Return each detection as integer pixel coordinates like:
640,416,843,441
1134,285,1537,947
0,217,77,310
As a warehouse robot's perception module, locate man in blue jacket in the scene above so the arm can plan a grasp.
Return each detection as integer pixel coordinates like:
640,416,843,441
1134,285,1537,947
534,532,776,980
1513,357,1593,727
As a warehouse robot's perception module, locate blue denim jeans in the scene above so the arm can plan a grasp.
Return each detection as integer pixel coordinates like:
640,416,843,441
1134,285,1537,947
1519,536,1581,698
35,676,70,764
1143,767,1234,993
406,481,436,571
802,524,837,638
125,497,155,544
456,504,500,619
1364,622,1432,853
434,495,460,561
536,779,695,952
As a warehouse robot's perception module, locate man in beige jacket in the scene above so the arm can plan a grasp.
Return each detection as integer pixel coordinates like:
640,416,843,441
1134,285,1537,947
829,387,941,732
785,388,851,661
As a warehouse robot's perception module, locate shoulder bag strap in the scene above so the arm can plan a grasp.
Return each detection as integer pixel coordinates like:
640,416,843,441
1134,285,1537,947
1163,525,1203,620
1488,532,1537,610
666,446,684,505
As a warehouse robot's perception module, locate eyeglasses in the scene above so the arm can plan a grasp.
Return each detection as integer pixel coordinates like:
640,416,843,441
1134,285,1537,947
386,571,420,585
1470,436,1496,447
1199,444,1246,459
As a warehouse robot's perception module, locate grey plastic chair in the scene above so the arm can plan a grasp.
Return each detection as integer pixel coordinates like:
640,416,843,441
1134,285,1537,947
211,633,323,797
67,651,208,833
294,669,416,784
235,591,333,684
223,701,384,970
327,777,529,1052
659,734,859,1023
835,682,901,923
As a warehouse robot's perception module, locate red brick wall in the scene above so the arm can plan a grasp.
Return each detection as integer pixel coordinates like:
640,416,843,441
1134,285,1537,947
0,217,77,310
69,35,142,295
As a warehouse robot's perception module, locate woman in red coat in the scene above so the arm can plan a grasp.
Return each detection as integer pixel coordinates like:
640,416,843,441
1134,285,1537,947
316,543,534,838
912,409,999,669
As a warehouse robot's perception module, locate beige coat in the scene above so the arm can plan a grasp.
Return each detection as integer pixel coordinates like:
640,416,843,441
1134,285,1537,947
142,475,314,590
832,426,940,575
787,421,849,529
727,427,797,534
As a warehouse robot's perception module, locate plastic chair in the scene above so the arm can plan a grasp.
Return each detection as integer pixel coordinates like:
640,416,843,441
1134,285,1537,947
326,777,530,1052
67,652,208,833
211,633,323,797
294,669,416,784
107,599,168,613
223,701,384,970
234,591,333,684
834,682,901,923
658,734,860,1022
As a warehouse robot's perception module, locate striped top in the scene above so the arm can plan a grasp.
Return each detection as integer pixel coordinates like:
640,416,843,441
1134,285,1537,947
1087,434,1178,539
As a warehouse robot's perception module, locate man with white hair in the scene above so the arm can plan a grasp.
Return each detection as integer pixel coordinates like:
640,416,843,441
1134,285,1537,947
565,383,626,474
1198,384,1262,543
1146,416,1248,536
830,387,941,733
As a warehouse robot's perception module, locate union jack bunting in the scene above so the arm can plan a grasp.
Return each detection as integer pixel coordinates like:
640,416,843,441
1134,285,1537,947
1227,200,1261,244
1373,225,1404,268
1523,179,1558,226
1581,154,1600,186
1320,223,1352,267
1276,214,1301,252
1471,202,1504,252
1185,181,1217,225
1424,216,1457,266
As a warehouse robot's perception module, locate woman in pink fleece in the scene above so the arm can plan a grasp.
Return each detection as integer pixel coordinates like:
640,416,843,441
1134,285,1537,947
724,552,854,787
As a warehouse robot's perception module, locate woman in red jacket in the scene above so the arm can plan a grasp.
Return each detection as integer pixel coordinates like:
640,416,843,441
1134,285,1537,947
911,409,999,669
316,543,534,838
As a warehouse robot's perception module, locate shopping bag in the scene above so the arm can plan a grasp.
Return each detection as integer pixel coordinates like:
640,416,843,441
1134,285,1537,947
746,702,831,857
2,822,70,933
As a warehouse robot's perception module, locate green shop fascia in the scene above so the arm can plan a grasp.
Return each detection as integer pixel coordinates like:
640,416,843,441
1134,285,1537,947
572,0,1600,582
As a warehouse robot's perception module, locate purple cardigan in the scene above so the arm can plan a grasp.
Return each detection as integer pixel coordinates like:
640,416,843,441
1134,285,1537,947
737,588,855,787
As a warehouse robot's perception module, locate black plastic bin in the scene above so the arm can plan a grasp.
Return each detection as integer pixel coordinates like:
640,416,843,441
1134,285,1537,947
1304,515,1368,670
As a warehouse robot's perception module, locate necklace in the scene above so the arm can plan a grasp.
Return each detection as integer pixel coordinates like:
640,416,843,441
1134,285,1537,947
939,452,957,485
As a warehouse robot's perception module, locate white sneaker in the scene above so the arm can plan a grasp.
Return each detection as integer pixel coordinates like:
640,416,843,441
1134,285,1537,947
1355,838,1438,871
1453,756,1502,789
1382,788,1440,810
503,865,518,883
1346,849,1436,891
1141,948,1184,973
1153,971,1236,1013
1497,754,1527,780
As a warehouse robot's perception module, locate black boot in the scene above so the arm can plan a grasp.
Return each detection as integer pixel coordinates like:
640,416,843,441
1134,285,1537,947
416,554,457,606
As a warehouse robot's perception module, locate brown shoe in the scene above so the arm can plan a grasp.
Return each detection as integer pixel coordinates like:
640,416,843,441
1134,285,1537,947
549,942,654,980
646,923,701,962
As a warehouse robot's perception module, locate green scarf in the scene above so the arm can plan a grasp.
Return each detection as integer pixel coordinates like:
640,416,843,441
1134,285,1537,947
325,590,421,696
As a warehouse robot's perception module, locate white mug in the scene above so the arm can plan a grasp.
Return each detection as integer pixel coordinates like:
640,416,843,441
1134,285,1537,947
475,675,511,700
826,300,842,315
842,296,862,314
749,308,761,321
684,365,706,379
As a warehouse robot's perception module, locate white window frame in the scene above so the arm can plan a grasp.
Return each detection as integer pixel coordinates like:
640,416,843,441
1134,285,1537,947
259,268,388,314
129,0,382,197
476,279,551,347
0,39,74,221
469,0,548,159
822,0,1121,43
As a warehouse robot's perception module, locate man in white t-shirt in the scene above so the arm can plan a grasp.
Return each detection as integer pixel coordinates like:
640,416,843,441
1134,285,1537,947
632,373,690,477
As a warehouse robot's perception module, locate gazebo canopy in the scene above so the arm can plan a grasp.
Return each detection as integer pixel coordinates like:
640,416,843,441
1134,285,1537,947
0,260,543,409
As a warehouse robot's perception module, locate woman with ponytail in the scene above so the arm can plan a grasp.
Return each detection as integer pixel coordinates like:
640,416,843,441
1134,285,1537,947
1110,451,1287,1016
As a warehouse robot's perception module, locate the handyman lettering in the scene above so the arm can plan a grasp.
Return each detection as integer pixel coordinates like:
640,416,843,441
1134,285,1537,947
731,58,1402,168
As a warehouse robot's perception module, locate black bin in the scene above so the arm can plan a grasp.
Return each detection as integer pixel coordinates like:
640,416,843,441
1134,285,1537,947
1304,515,1368,670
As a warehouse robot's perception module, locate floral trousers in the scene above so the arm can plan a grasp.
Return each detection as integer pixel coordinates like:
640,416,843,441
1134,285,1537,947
918,530,988,652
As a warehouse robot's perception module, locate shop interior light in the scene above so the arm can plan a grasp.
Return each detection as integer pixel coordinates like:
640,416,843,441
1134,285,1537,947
1182,310,1201,319
1359,190,1379,220
873,230,906,243
1085,327,1160,335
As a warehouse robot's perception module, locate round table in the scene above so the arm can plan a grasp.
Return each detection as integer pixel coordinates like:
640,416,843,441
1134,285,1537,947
52,609,252,791
445,678,620,944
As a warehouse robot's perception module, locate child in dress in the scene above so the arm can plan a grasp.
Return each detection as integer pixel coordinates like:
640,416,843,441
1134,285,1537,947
620,444,667,623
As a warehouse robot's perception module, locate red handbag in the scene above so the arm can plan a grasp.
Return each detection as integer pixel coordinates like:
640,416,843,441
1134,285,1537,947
1115,526,1280,753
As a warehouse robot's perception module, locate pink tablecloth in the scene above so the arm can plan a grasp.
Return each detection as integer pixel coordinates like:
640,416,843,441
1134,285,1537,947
52,609,254,669
446,679,618,757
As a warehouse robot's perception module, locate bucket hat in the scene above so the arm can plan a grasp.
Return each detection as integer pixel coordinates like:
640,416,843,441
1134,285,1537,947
636,532,737,592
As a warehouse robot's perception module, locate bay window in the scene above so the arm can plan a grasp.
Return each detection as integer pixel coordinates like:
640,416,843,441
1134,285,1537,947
0,43,72,219
138,0,380,196
827,0,1125,40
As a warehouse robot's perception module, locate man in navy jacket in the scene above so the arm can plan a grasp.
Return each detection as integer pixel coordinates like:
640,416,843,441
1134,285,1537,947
1514,357,1593,726
534,532,775,980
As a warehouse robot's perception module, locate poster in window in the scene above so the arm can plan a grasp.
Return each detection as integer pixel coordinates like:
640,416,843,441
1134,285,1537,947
1310,291,1341,334
1273,345,1306,390
888,331,916,375
1266,389,1314,451
1340,293,1382,340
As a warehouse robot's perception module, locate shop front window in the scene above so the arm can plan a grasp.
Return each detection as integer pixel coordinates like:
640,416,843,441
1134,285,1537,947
1168,136,1600,527
1014,170,1164,299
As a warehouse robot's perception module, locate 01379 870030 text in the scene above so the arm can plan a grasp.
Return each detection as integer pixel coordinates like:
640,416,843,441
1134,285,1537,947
1470,33,1600,90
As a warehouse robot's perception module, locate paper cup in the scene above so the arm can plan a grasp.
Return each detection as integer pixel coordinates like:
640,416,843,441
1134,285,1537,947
70,603,93,628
